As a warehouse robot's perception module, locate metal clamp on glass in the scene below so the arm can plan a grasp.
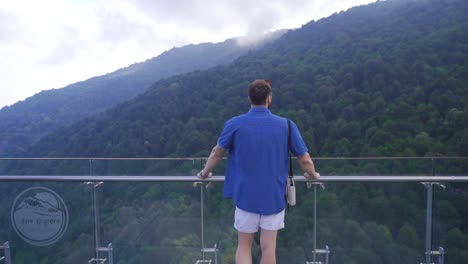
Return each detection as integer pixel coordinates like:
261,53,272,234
306,245,330,264
419,247,444,264
88,243,113,264
196,243,219,264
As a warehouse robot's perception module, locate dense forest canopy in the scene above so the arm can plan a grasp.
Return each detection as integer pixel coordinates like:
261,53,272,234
1,0,467,263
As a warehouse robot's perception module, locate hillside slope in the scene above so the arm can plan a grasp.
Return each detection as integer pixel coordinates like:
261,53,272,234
0,32,284,156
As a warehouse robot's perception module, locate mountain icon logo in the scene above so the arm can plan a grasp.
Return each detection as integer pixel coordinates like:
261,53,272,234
11,187,69,246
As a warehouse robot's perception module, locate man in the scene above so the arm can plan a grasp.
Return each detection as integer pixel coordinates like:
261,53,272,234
197,79,320,264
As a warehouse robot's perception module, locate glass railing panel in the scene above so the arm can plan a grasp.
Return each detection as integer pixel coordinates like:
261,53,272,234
1,157,467,263
310,157,435,176
313,182,428,263
198,182,234,263
0,159,90,176
92,159,197,176
432,157,468,176
98,182,205,263
432,179,468,263
0,182,94,264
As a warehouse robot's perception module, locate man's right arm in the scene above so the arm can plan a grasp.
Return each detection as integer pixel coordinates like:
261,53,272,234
297,152,320,180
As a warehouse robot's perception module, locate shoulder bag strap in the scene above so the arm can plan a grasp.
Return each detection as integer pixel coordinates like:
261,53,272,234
287,119,293,178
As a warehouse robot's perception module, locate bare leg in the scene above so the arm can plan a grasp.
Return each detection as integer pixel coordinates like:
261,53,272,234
259,228,278,264
236,231,254,264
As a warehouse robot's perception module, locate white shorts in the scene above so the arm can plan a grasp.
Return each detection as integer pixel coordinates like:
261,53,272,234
234,207,285,233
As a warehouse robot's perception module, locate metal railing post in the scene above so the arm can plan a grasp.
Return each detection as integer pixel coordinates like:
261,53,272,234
325,245,329,264
107,243,113,264
0,242,11,264
313,183,317,262
87,159,111,264
93,181,101,262
194,159,217,264
422,181,445,264
308,181,328,264
196,182,218,264
424,182,433,264
201,183,205,262
91,159,101,262
438,247,444,264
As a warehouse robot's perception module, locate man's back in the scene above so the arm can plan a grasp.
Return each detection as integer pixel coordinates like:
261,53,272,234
219,107,307,214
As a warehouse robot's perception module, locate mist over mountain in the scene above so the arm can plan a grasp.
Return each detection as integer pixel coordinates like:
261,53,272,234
0,31,284,157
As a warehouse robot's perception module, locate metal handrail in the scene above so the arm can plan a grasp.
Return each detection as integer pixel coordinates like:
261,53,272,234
0,156,467,161
0,175,468,182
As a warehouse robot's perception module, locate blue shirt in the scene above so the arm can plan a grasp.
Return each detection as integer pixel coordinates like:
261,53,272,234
217,106,308,215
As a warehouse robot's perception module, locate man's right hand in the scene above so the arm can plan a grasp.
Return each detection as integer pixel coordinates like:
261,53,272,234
197,170,213,179
304,172,320,188
304,172,320,180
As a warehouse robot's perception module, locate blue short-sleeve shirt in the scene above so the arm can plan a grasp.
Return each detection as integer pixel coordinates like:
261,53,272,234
218,106,308,215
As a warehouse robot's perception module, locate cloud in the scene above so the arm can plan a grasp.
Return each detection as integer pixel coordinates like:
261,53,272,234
40,25,86,65
96,3,190,54
117,0,364,46
98,8,150,44
105,0,274,46
0,10,19,43
0,9,36,47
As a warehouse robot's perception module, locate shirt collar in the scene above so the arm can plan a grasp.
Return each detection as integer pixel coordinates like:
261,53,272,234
249,106,271,114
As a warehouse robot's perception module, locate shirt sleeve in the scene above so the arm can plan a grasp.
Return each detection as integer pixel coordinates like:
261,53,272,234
289,120,308,157
217,118,236,150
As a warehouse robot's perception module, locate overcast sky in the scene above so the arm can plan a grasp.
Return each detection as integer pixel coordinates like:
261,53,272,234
0,0,375,109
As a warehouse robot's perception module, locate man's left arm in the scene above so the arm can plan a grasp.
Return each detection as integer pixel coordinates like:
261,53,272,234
290,120,320,180
197,144,225,179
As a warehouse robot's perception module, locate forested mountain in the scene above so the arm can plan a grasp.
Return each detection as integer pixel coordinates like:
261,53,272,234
0,31,284,156
25,0,468,159
2,0,468,263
